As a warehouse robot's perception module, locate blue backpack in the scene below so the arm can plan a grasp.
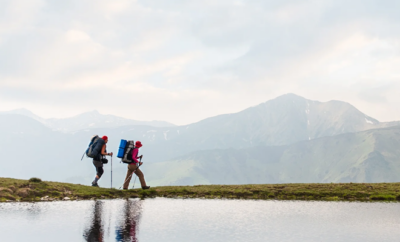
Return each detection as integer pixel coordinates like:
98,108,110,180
81,135,105,160
117,139,127,158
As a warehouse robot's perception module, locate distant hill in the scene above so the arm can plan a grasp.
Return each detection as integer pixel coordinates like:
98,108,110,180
1,109,175,132
146,125,400,185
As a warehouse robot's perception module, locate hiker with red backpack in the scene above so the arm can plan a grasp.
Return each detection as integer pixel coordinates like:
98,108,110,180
123,141,150,190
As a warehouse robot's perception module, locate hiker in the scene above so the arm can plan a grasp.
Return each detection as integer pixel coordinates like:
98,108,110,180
92,136,113,187
123,141,150,190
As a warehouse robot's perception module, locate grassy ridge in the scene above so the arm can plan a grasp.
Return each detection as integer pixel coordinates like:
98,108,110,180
1,177,400,202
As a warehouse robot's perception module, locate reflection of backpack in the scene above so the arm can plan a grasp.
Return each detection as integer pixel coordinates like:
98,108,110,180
121,140,134,164
83,135,105,160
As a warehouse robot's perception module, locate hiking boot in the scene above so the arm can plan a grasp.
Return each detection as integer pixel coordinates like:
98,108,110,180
142,186,150,190
92,183,99,187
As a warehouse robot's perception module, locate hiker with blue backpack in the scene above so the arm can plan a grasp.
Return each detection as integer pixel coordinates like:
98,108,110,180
91,136,113,187
121,141,150,190
82,135,114,187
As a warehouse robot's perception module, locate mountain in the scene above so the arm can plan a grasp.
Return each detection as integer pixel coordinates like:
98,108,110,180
1,94,400,186
69,94,399,162
168,93,393,147
44,110,175,132
146,125,400,185
0,108,46,123
1,109,176,132
0,113,50,135
0,114,77,181
0,114,127,186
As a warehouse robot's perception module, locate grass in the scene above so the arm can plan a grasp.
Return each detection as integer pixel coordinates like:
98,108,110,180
0,177,139,202
2,177,400,202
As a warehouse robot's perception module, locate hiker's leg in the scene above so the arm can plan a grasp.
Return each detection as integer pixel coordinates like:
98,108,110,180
92,160,104,184
134,168,147,187
93,166,104,184
123,165,134,189
97,167,104,178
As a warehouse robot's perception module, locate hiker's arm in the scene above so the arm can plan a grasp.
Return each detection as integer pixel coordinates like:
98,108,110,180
101,144,111,156
131,149,139,163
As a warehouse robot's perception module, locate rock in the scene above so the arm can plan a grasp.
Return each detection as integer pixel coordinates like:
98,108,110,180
16,188,31,197
41,196,49,201
63,197,71,200
3,195,16,201
0,192,14,200
0,187,13,194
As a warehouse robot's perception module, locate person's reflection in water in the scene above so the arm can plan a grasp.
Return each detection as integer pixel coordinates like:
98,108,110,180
116,199,142,242
83,201,104,242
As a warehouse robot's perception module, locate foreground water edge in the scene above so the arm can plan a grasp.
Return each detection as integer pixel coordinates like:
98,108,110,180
1,198,400,242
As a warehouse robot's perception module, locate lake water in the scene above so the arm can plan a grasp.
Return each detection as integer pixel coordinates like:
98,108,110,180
1,198,400,242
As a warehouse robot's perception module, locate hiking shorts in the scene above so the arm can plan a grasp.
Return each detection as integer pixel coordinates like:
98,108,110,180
93,160,104,177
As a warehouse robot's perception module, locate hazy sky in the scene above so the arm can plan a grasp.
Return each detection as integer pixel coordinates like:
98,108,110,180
1,0,399,125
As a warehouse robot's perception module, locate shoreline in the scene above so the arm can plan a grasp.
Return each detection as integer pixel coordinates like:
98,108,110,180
1,178,400,202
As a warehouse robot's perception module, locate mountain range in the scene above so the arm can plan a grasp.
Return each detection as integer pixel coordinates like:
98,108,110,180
0,94,399,186
69,94,400,162
0,109,175,132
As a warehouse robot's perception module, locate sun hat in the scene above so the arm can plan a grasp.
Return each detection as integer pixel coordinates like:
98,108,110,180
135,141,143,148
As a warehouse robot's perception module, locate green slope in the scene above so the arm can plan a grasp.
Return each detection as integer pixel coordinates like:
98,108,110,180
146,126,400,186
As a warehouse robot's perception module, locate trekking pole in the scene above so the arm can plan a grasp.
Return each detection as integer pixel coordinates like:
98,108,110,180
81,151,86,161
111,155,113,189
132,176,137,189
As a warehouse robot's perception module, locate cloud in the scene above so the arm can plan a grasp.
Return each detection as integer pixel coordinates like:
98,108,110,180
1,0,400,124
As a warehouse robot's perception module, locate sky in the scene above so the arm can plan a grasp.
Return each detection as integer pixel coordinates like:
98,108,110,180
0,0,399,125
